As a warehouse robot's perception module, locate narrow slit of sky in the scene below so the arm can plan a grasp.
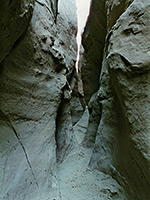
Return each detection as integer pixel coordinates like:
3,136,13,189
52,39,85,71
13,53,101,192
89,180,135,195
75,0,91,71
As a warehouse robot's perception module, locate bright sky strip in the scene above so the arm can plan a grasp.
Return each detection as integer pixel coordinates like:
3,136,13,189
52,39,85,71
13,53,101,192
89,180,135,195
75,0,91,72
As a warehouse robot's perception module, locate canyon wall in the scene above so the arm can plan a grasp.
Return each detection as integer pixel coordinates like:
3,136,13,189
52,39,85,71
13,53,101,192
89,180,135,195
0,0,150,200
81,0,150,199
0,0,77,199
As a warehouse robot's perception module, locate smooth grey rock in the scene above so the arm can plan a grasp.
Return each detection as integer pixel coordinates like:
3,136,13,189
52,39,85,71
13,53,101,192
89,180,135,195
81,0,107,103
0,0,77,199
1,0,150,199
82,0,150,199
107,1,150,198
57,145,131,200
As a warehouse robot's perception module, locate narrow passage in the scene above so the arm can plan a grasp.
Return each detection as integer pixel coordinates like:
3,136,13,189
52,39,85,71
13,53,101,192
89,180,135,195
75,0,91,72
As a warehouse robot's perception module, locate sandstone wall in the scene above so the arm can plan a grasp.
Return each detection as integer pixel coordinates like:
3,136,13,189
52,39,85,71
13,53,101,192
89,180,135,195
81,0,150,199
0,0,150,200
0,0,77,199
81,0,106,103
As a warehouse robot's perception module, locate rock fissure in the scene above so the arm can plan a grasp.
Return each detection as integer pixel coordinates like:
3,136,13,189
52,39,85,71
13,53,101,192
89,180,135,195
0,110,39,187
11,125,39,187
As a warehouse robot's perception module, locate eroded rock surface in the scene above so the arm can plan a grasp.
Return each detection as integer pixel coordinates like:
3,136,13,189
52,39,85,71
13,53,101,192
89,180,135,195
81,0,106,103
81,0,150,199
0,0,77,199
0,0,150,200
107,1,150,198
0,0,34,63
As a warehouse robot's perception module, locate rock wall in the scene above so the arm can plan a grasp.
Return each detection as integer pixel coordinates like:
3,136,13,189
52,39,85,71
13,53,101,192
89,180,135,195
107,1,150,198
0,0,150,200
0,0,77,199
81,0,150,199
0,0,34,63
81,0,106,103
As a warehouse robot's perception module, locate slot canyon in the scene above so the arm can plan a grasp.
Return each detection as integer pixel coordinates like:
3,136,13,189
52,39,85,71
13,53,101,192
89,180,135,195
0,0,150,200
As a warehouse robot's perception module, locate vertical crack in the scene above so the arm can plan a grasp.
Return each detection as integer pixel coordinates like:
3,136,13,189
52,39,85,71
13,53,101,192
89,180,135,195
11,124,39,187
0,110,39,187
